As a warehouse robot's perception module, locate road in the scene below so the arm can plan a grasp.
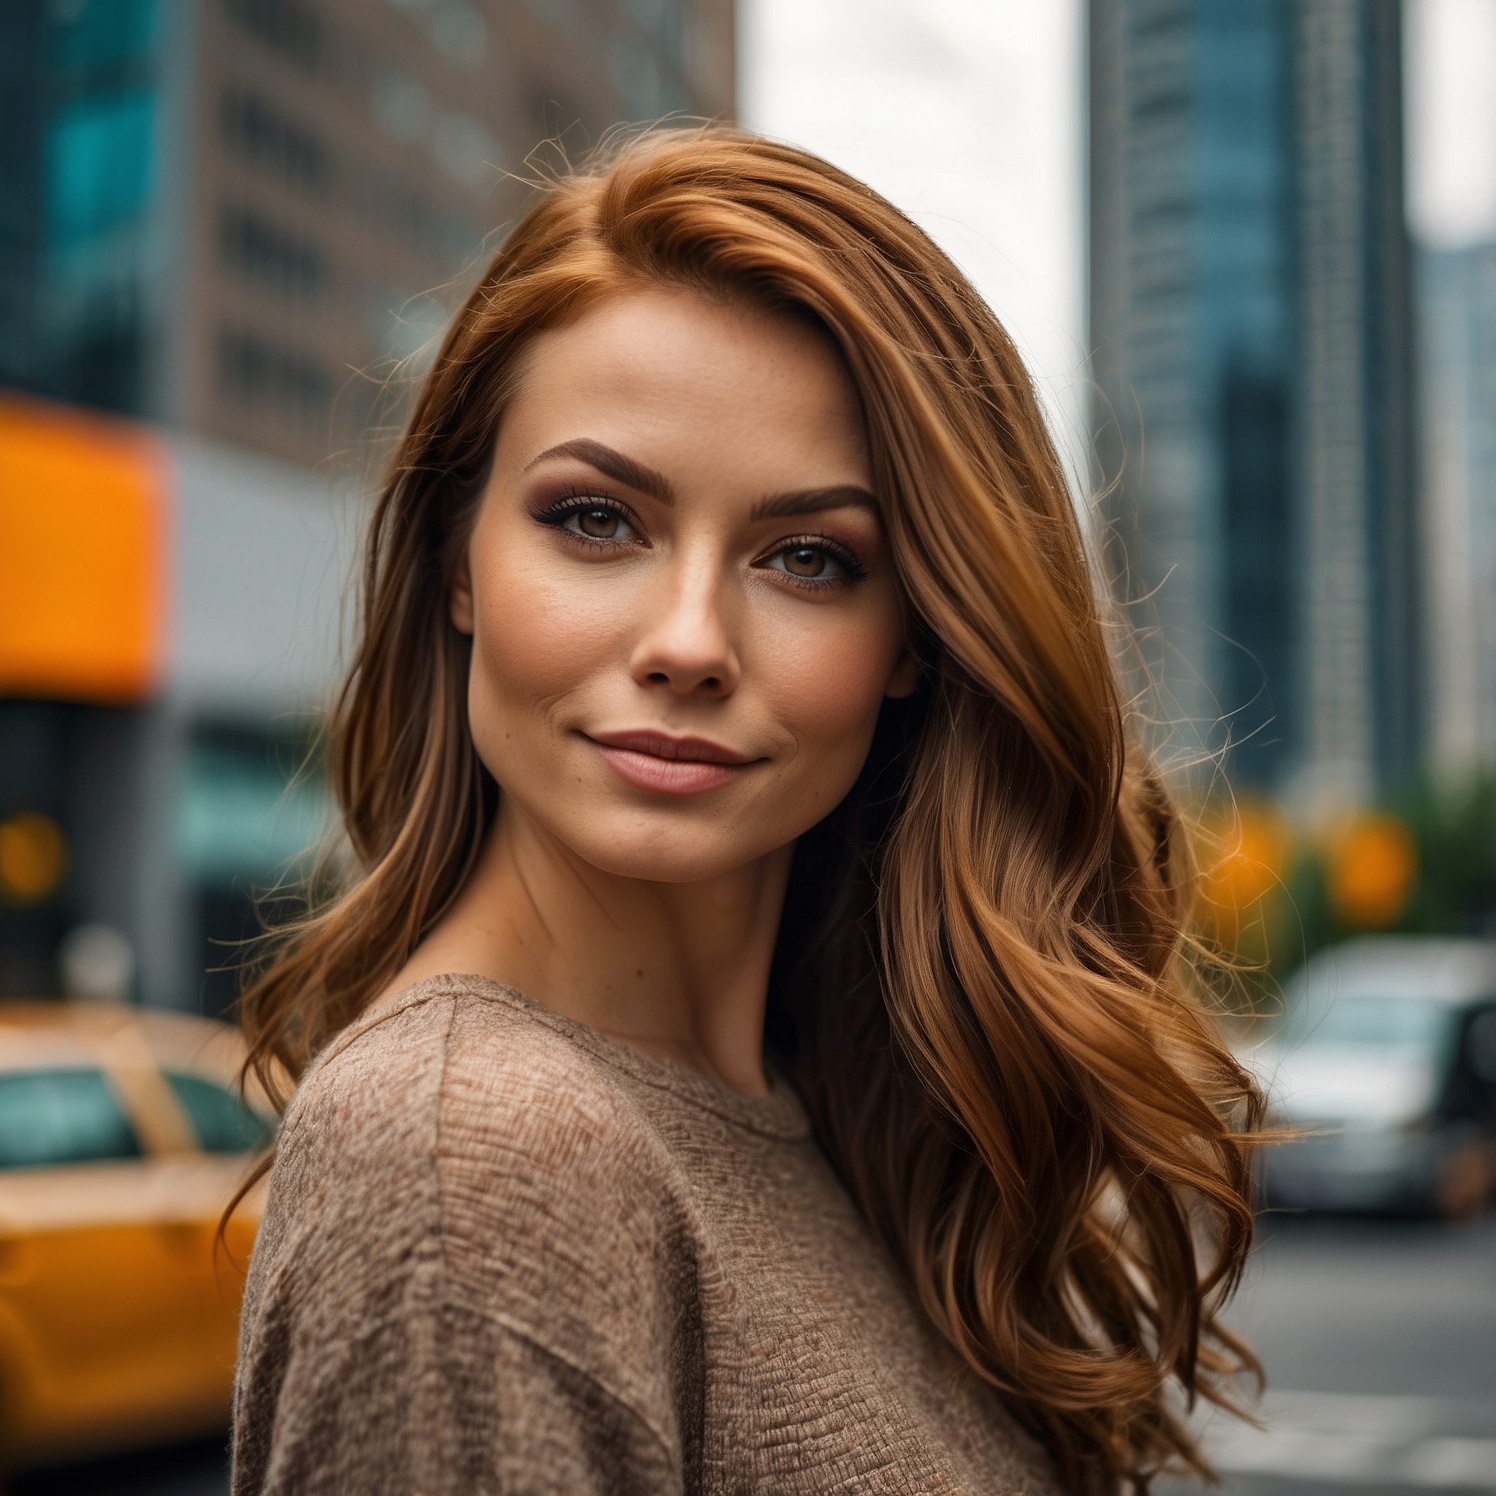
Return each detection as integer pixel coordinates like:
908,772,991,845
1159,1212,1496,1496
14,1213,1494,1495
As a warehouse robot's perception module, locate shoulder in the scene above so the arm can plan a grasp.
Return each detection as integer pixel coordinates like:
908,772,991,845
273,975,680,1236
252,977,700,1416
235,983,697,1489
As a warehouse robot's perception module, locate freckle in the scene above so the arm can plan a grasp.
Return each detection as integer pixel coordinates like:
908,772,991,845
635,969,644,979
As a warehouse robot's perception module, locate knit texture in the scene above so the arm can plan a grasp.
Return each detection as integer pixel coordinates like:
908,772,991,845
231,973,1062,1494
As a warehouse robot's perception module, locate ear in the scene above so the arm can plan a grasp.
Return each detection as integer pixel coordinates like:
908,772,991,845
885,644,921,700
449,548,475,635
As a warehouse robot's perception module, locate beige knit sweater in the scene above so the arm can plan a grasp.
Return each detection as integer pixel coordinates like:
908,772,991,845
231,974,1062,1494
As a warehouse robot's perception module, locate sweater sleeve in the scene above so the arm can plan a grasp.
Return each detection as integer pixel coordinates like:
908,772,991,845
231,995,692,1496
231,1230,680,1496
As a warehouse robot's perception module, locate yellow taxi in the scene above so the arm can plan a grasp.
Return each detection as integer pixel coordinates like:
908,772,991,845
0,1002,269,1470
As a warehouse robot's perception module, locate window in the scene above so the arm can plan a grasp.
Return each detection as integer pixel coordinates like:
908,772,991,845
219,86,329,194
46,0,158,72
618,0,683,68
217,327,332,424
224,0,323,71
1465,1006,1496,1085
45,89,157,250
0,1069,141,1169
181,722,328,1016
350,166,480,265
165,1072,270,1152
219,204,327,300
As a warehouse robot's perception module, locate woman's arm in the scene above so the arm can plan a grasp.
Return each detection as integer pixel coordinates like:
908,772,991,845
231,994,692,1495
231,1232,680,1495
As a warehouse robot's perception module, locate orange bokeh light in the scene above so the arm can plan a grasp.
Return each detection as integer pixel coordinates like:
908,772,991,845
0,813,68,905
1326,813,1418,929
1197,802,1291,946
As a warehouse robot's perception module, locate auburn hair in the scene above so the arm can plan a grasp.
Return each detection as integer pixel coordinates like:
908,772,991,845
239,128,1263,1494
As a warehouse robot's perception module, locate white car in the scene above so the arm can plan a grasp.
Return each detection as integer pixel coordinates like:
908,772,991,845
1247,938,1496,1217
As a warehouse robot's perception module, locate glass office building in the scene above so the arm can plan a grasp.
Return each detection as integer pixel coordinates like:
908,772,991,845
1419,242,1496,771
1089,0,1418,806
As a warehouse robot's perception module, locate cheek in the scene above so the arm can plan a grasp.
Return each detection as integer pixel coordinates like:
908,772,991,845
761,603,904,763
467,546,622,724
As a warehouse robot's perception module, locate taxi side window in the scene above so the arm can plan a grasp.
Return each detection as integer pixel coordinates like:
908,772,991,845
0,1069,143,1169
164,1072,269,1152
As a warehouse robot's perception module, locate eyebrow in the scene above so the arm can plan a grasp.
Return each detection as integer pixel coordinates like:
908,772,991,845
749,486,879,522
525,438,676,504
525,437,879,521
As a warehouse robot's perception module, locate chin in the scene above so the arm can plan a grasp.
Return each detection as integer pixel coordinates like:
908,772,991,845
556,812,788,885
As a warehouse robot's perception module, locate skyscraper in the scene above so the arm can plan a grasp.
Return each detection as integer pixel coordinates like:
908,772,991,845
1420,242,1496,771
1088,0,1418,808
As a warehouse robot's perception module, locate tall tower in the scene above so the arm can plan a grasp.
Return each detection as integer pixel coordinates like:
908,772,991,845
1294,0,1418,805
1088,0,1419,808
1420,244,1496,771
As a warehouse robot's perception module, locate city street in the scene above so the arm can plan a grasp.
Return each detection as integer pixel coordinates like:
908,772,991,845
1,0,1491,1493
1161,1212,1496,1496
16,1211,1493,1496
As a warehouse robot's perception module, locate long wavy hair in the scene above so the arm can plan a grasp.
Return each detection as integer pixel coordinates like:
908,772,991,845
239,128,1263,1494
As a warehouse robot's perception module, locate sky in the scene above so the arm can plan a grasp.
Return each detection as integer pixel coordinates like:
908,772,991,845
1405,0,1496,248
738,0,1089,495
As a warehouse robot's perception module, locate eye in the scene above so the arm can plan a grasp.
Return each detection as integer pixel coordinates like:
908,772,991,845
760,536,866,586
536,493,642,546
780,545,830,579
571,505,627,540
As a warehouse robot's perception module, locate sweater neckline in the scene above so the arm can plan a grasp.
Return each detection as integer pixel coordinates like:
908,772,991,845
366,972,812,1142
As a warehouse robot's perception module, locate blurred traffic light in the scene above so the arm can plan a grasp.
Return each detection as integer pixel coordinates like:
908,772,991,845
1325,814,1419,930
0,812,68,905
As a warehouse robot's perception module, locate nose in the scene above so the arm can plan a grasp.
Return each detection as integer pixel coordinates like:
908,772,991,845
628,553,741,698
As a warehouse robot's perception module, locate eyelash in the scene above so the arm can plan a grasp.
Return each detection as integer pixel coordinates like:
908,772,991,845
534,489,641,548
533,489,868,587
765,534,868,588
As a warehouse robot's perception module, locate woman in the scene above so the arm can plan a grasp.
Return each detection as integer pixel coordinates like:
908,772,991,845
232,130,1261,1495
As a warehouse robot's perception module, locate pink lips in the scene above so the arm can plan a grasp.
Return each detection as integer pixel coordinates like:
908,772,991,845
585,729,759,796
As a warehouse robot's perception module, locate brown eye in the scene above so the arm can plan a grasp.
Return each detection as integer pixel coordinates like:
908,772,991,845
782,546,827,578
575,507,621,539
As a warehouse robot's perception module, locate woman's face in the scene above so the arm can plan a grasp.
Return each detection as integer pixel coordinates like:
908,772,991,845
453,285,917,883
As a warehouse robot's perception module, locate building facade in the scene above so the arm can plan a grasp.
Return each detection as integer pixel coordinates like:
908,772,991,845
1088,0,1419,808
1419,242,1496,773
1,0,735,467
0,0,735,1009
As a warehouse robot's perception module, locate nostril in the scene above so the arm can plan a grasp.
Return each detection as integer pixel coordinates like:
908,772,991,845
704,677,720,690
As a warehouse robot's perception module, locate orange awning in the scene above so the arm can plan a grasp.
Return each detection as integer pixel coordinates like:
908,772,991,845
0,394,169,702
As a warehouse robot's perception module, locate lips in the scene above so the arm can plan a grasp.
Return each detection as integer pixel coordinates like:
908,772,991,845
583,729,760,795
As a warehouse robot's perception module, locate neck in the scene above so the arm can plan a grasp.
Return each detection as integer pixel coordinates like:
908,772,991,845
398,798,793,1095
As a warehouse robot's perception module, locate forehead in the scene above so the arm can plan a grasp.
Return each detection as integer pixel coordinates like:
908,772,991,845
497,286,872,487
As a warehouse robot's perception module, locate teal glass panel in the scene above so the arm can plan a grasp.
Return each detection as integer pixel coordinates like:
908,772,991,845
46,0,158,70
45,88,157,247
178,744,330,884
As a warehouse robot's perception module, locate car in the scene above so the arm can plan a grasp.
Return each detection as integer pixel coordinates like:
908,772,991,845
0,1001,270,1472
1247,937,1496,1218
